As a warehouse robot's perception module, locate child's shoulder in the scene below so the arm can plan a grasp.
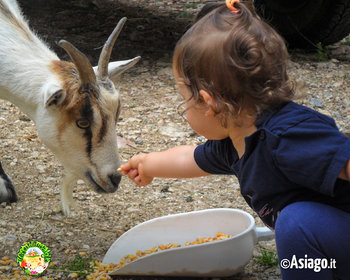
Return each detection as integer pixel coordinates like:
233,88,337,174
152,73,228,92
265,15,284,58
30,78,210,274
258,101,338,136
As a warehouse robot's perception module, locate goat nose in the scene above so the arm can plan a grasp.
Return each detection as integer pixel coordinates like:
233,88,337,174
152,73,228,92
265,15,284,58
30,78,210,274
109,174,122,188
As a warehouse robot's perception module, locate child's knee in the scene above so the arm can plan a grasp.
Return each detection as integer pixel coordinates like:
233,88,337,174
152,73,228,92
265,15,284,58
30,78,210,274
274,201,333,259
274,201,319,251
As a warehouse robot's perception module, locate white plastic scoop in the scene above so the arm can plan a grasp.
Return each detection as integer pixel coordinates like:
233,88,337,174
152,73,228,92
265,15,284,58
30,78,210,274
103,208,275,277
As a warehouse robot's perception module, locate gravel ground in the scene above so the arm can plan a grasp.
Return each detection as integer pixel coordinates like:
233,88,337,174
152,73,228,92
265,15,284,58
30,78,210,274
0,1,349,279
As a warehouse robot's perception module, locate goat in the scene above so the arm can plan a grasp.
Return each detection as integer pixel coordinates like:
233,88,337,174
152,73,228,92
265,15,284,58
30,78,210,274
0,0,140,215
0,161,17,203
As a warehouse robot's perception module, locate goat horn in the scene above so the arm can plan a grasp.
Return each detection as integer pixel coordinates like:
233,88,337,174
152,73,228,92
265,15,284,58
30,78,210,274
97,17,127,79
58,40,96,85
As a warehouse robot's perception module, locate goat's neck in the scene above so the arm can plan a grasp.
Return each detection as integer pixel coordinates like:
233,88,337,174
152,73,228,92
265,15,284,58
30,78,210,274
0,51,59,121
0,2,59,121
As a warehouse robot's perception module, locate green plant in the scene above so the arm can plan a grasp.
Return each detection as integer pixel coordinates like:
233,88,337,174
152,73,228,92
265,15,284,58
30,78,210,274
342,40,350,46
177,11,195,19
185,3,198,8
50,254,97,278
255,247,279,267
316,42,330,61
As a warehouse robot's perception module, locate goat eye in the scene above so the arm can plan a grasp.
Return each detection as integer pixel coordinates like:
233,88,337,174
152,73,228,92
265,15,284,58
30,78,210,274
76,119,90,129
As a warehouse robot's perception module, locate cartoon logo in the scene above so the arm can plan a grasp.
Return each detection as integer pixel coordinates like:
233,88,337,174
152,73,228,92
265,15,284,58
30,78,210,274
17,241,51,276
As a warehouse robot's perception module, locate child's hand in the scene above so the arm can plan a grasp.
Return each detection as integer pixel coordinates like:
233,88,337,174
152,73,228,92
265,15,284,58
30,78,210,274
119,154,154,186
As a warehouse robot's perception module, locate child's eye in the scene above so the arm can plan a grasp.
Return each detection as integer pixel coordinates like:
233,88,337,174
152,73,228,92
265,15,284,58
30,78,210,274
76,119,90,129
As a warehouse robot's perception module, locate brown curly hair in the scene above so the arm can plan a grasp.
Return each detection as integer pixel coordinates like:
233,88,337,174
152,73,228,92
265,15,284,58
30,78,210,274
173,0,294,125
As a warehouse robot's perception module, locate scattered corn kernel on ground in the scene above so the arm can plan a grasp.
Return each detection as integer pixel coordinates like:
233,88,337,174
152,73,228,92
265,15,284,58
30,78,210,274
1,232,232,279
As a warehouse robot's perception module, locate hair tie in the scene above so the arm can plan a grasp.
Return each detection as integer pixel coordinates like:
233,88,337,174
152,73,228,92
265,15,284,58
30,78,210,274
226,0,240,14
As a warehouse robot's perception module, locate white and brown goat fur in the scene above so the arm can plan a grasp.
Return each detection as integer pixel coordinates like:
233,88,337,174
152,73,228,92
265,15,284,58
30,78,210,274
0,0,140,215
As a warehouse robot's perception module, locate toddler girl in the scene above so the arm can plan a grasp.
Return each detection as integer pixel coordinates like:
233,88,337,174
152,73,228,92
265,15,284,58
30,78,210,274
120,1,350,279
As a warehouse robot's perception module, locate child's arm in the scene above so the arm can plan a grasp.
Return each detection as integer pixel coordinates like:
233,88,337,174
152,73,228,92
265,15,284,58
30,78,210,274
120,145,209,186
339,158,350,181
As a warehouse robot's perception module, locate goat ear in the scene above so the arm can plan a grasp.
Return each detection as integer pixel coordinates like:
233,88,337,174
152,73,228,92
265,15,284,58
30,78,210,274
93,56,141,83
44,85,66,108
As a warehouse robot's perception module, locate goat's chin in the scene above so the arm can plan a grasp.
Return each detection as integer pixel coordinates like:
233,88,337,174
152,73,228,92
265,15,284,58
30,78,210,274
85,172,107,193
85,171,120,194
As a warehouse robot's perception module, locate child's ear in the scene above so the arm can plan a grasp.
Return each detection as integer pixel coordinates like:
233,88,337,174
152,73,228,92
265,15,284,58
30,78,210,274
200,90,216,117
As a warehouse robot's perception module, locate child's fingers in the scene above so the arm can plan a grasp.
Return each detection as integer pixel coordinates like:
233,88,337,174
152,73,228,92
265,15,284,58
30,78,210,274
134,175,150,187
117,167,126,175
119,162,131,173
138,163,153,186
134,175,143,186
119,154,145,173
127,169,139,180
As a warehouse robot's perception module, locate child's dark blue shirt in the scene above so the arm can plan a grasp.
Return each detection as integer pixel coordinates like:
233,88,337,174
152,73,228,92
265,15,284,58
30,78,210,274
194,101,350,228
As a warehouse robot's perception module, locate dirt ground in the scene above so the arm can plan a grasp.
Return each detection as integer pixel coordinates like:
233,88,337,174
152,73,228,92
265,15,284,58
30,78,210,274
1,1,349,280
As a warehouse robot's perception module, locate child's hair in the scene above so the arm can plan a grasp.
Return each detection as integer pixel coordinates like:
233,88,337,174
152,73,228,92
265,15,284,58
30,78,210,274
173,0,294,125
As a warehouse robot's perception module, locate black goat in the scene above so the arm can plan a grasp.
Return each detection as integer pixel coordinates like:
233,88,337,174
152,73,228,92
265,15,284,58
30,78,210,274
0,161,17,203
